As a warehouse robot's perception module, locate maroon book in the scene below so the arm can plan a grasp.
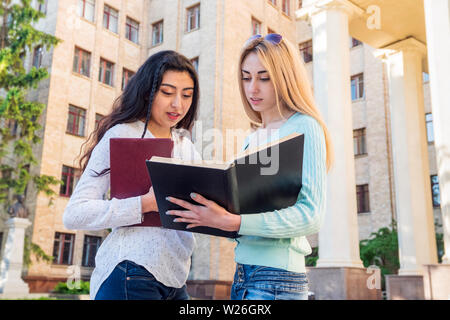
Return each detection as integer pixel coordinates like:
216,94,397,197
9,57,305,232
110,138,173,227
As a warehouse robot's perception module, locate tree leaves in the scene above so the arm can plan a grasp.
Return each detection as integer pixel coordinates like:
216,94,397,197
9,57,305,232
0,0,60,210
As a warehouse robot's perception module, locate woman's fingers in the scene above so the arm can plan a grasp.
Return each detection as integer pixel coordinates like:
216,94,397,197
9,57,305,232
166,196,197,211
167,210,196,219
190,193,217,208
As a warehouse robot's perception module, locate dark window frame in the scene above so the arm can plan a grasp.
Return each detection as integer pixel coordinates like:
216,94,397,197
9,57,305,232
353,128,367,156
351,73,365,101
125,17,139,44
82,235,102,267
186,4,200,32
66,105,86,137
356,184,370,214
73,47,91,77
60,165,79,197
103,4,119,34
99,58,115,86
299,40,313,63
431,175,440,208
52,232,75,265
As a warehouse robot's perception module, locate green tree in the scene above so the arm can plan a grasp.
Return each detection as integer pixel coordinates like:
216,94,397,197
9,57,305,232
0,0,60,263
359,220,400,290
0,0,61,208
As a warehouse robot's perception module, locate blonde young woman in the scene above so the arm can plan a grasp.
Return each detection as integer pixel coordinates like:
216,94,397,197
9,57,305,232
166,34,333,300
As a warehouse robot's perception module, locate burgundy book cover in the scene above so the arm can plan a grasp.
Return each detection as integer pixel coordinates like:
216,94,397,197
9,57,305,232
110,138,173,227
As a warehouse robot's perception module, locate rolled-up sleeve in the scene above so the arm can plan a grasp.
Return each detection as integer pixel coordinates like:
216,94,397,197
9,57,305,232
63,127,143,231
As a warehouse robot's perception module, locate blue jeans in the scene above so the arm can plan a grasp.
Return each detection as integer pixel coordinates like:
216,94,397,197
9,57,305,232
231,264,309,300
95,260,189,300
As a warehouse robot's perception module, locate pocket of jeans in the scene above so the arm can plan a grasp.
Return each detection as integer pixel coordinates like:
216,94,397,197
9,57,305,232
126,262,155,280
242,287,275,300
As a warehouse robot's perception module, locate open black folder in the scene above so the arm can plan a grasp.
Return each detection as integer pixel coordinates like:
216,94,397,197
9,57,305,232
146,133,304,238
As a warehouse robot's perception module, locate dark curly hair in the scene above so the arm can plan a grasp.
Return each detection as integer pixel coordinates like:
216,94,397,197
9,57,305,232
78,50,199,175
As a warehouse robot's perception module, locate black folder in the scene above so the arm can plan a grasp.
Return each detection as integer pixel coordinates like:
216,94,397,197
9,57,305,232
146,133,304,238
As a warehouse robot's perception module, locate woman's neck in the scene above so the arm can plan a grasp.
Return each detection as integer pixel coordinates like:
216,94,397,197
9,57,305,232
260,107,295,129
141,120,172,139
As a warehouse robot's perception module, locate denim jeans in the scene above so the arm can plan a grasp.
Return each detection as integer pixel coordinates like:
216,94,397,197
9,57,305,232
94,260,189,300
231,264,309,300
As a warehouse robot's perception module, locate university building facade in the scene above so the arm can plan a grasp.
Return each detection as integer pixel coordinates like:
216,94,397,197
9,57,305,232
0,0,448,299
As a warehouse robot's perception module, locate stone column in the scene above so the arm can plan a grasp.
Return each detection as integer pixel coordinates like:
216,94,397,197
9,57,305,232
382,37,438,276
297,0,380,300
0,218,32,297
424,0,450,265
308,0,364,269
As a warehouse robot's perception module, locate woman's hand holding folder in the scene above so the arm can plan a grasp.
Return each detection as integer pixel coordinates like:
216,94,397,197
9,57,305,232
166,193,241,232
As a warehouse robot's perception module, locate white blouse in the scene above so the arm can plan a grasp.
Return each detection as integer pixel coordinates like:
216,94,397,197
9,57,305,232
63,121,201,300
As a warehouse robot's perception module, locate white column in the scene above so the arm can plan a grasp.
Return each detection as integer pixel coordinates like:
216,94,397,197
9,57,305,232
305,0,364,268
0,218,31,296
382,38,438,275
424,0,450,264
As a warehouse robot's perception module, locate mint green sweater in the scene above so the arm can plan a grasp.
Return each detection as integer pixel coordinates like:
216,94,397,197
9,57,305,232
235,112,327,273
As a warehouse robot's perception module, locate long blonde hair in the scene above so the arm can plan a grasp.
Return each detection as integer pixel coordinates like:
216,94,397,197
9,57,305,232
238,36,334,171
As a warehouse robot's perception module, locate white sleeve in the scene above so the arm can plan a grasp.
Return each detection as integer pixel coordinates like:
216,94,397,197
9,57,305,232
63,127,143,231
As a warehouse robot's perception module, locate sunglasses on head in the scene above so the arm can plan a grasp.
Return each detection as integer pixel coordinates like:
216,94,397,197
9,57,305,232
245,33,283,46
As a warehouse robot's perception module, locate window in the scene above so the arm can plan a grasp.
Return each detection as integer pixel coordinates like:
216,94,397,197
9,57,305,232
53,233,75,265
99,58,114,86
351,73,364,100
32,46,43,68
298,0,303,9
103,5,118,33
73,47,91,77
66,105,86,136
430,175,440,208
350,37,362,48
268,0,277,7
82,235,101,267
423,72,430,83
186,5,200,32
251,18,261,36
60,166,79,197
190,57,199,73
5,119,18,136
425,113,434,143
38,0,47,14
95,113,104,129
299,40,313,63
78,0,95,22
356,184,370,213
152,20,163,46
122,68,135,90
125,17,139,44
353,128,367,156
282,0,290,15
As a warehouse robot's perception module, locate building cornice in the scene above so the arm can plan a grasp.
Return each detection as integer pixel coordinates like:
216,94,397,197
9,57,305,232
374,37,427,60
296,0,365,21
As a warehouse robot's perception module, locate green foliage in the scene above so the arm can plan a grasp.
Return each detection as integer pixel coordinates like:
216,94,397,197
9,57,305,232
435,220,444,263
359,221,400,273
305,246,318,267
23,235,53,268
0,0,61,211
53,280,90,295
359,221,399,289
